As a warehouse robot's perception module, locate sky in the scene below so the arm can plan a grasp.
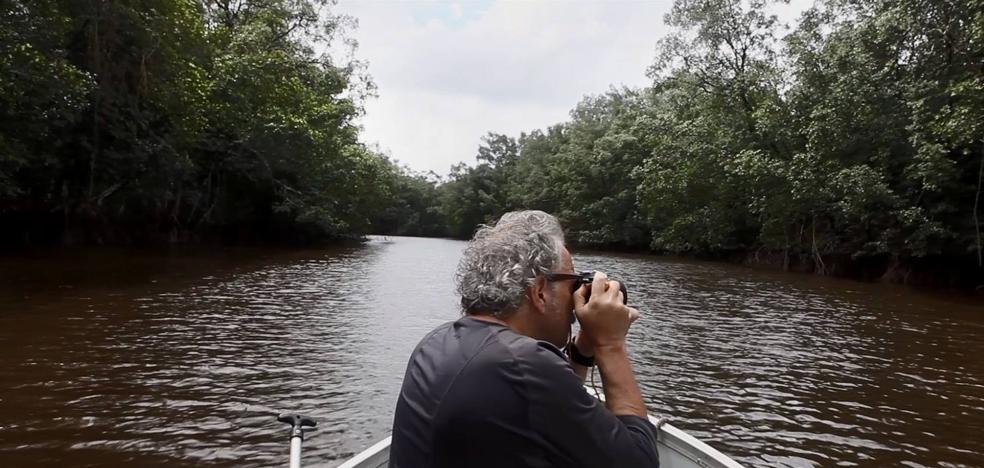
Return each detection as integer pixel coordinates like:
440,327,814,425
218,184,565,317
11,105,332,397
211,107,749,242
333,0,811,176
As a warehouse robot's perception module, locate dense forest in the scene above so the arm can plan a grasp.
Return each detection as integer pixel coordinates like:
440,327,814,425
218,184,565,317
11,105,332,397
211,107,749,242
1,0,396,244
376,0,984,287
2,0,983,286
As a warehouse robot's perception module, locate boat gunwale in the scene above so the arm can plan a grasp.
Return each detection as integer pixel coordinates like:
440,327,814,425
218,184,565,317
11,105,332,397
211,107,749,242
585,385,744,468
337,436,390,468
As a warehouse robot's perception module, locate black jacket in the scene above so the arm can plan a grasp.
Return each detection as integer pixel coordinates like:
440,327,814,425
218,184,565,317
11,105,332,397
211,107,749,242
389,316,660,468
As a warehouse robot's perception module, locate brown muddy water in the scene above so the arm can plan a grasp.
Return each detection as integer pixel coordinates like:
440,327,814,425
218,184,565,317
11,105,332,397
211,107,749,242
0,236,982,467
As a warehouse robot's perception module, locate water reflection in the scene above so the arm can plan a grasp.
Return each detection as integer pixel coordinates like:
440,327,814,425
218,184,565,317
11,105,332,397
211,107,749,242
0,239,982,467
576,251,984,467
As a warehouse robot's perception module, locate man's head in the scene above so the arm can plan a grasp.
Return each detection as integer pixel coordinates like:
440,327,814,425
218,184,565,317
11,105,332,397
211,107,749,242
455,210,577,347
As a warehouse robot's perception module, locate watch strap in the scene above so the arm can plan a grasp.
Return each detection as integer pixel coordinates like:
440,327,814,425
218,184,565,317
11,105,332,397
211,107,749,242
567,339,595,367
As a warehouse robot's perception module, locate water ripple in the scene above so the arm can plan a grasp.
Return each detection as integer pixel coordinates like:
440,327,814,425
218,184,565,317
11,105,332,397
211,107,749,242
1,241,982,467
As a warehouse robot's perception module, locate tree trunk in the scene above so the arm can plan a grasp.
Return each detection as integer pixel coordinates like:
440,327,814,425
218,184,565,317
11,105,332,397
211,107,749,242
975,143,983,267
812,214,826,275
87,20,101,200
783,229,790,272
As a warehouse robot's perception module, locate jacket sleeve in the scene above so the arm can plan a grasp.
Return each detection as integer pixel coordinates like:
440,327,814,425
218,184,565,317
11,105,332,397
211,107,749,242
517,341,660,468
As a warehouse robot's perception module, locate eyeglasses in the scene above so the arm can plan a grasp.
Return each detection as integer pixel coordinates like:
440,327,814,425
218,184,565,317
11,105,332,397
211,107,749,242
544,272,588,293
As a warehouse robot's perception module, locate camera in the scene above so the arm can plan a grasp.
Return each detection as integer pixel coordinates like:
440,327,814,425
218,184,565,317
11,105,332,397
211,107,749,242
574,271,628,305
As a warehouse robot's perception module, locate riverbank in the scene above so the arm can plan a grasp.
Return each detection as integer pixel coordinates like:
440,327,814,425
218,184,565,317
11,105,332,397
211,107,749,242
4,225,982,293
565,240,984,292
0,211,369,252
731,250,984,291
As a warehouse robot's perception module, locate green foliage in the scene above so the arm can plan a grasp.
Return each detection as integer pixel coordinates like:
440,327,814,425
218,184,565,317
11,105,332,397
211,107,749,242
639,0,983,266
0,0,93,199
430,91,659,246
0,0,394,244
370,159,446,237
3,0,982,275
428,0,984,275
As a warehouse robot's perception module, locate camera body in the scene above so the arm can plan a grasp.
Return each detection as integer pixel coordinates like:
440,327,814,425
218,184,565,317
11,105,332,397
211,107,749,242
574,271,628,305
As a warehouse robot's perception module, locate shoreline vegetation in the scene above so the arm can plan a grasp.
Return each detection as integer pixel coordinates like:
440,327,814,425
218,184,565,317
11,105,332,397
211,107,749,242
2,1,983,290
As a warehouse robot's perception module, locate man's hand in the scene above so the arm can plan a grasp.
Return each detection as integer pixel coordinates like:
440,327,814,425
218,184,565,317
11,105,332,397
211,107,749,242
572,272,648,419
573,272,641,350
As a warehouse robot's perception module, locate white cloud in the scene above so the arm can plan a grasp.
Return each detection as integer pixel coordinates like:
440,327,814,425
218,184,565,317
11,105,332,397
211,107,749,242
334,0,812,175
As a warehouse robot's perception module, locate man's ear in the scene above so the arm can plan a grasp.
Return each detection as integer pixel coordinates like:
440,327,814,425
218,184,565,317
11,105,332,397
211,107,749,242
528,276,548,314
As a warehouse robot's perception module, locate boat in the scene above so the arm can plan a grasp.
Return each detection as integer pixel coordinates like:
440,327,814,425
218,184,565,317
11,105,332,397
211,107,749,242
336,386,745,468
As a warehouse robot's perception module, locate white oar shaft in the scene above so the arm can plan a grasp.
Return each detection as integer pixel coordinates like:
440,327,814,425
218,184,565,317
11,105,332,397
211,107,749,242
289,436,302,468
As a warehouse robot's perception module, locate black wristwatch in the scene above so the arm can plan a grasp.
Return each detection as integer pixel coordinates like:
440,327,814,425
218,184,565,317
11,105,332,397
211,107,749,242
567,339,595,367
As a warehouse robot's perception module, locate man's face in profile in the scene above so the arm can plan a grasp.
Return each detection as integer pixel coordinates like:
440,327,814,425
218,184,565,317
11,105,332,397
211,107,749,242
542,247,577,348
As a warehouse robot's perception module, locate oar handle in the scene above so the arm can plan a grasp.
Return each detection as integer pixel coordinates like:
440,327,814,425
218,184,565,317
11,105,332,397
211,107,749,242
279,413,317,468
278,413,317,440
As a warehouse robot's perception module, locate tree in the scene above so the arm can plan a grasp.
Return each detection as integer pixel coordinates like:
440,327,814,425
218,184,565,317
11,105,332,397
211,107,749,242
0,0,395,245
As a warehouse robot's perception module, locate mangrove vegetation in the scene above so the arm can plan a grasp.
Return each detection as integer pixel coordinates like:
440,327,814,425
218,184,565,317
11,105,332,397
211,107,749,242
2,0,983,285
376,0,984,286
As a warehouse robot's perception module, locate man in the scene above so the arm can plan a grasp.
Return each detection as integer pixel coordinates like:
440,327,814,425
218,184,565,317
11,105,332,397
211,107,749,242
389,210,659,467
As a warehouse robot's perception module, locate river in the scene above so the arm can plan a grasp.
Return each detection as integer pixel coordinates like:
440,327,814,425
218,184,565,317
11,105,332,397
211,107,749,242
1,236,982,467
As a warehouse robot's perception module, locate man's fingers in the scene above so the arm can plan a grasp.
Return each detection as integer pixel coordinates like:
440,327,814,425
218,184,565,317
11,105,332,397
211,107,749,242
628,307,641,323
606,280,622,301
573,284,589,308
590,271,608,299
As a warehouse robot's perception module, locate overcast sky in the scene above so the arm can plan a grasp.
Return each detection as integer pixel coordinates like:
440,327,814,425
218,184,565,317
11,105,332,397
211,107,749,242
333,0,810,176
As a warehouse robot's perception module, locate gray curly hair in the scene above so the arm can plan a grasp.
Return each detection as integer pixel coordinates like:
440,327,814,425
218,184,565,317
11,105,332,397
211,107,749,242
456,210,566,317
